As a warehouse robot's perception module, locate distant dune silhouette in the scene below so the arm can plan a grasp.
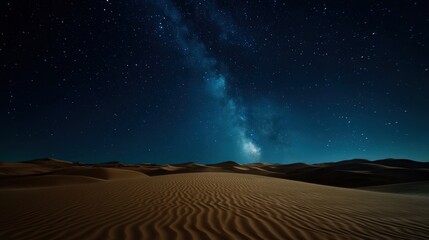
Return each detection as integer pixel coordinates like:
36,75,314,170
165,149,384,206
1,157,428,189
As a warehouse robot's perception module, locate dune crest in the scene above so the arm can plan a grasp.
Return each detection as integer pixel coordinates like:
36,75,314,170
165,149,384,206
53,166,149,180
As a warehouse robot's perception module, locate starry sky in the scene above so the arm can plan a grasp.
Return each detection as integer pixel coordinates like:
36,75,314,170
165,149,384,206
1,0,428,164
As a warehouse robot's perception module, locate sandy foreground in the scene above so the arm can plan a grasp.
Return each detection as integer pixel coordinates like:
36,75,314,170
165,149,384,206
1,172,428,240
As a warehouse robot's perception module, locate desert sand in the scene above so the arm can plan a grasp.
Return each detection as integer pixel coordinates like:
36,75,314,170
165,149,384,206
361,181,429,196
1,170,429,240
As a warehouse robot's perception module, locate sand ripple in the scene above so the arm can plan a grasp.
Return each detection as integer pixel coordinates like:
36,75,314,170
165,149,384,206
1,173,428,240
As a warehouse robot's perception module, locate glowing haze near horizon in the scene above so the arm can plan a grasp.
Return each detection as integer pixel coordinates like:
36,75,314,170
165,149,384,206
1,1,428,164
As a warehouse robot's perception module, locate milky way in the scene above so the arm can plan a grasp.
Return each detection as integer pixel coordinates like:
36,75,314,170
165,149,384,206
152,0,261,161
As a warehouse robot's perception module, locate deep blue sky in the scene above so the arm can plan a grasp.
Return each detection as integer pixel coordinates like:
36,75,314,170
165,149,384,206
1,0,428,164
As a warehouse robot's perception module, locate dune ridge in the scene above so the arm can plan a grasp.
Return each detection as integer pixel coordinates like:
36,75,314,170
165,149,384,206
1,158,429,189
1,173,428,240
52,166,149,180
361,181,429,196
0,165,148,188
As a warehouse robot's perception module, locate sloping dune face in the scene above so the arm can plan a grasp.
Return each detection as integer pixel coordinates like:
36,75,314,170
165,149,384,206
0,166,148,188
1,173,428,240
53,166,149,180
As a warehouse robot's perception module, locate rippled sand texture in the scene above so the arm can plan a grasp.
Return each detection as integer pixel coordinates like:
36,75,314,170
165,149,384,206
1,173,428,240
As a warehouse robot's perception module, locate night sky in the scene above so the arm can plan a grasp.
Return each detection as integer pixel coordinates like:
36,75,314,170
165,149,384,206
1,1,428,164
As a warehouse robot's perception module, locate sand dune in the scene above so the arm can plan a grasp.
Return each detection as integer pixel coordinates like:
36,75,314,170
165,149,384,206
0,162,148,188
263,159,429,188
373,159,429,169
1,173,428,240
1,158,428,189
23,158,73,167
0,162,52,176
0,175,101,188
52,166,149,180
208,160,241,167
361,181,429,196
0,158,71,177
